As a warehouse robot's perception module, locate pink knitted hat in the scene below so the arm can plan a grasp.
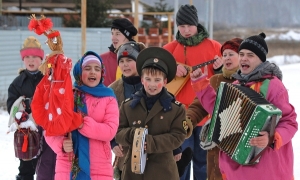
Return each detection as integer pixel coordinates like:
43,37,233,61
82,55,102,68
20,36,44,60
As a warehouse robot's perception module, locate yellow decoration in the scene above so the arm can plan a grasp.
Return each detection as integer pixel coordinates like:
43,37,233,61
182,120,188,131
116,67,122,80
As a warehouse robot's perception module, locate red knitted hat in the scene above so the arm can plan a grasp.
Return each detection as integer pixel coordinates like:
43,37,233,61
221,38,243,54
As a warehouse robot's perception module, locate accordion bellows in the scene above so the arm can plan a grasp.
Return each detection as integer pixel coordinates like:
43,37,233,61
206,82,282,165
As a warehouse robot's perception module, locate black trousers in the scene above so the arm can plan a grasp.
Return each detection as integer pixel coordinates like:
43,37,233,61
17,158,38,180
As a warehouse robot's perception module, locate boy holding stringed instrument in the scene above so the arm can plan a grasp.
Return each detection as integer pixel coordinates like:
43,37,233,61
163,4,223,180
116,47,188,180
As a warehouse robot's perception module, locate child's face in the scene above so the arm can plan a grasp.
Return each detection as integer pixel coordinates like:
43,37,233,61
238,49,262,75
141,72,167,96
111,29,129,49
81,63,102,87
23,55,42,72
119,57,138,77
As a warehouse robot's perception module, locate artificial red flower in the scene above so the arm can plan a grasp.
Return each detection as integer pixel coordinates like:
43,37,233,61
28,16,53,35
40,18,53,32
28,19,39,32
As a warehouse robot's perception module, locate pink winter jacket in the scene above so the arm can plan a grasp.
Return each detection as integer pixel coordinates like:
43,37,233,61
45,95,119,180
192,76,297,180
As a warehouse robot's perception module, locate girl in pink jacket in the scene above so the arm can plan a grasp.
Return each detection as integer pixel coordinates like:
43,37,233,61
46,51,119,180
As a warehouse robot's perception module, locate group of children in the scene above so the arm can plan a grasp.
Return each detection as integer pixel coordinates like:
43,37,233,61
7,4,297,180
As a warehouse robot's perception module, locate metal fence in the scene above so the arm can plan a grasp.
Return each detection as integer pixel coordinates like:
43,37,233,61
0,27,112,109
0,15,63,29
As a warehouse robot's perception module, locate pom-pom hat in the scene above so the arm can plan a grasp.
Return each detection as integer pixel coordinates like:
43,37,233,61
238,32,268,62
136,47,176,83
20,36,44,60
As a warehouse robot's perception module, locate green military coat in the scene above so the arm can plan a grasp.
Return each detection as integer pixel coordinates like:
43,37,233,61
109,79,128,171
116,90,187,180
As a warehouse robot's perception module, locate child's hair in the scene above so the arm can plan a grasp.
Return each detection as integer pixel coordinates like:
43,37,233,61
141,67,167,79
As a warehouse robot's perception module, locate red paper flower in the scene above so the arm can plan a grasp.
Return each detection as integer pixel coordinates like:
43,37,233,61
40,18,53,32
28,15,53,35
28,19,39,33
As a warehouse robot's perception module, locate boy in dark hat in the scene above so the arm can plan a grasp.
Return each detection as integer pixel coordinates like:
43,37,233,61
111,43,193,179
115,47,189,180
190,32,297,180
100,18,138,86
164,4,223,180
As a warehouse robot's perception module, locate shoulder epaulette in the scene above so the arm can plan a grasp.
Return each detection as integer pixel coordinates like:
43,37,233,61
172,100,182,106
124,97,133,103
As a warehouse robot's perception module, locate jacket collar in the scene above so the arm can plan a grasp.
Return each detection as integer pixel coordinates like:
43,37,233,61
130,87,174,112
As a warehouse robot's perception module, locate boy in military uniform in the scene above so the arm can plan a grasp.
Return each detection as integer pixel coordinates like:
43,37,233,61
116,47,187,180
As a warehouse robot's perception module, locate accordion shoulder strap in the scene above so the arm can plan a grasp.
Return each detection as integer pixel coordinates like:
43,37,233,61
248,79,275,165
260,79,270,98
252,81,262,92
250,79,270,98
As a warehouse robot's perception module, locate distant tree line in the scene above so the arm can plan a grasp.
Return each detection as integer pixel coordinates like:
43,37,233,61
62,0,300,28
63,0,114,27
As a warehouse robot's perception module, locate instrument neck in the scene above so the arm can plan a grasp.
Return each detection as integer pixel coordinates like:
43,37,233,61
192,59,216,71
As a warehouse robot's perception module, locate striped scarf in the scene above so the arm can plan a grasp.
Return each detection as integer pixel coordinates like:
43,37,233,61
176,23,209,46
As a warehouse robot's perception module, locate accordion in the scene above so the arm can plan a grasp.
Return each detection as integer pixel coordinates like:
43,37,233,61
203,82,282,165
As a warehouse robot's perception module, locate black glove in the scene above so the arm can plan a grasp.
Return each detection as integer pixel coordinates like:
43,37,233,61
177,147,193,177
23,98,32,114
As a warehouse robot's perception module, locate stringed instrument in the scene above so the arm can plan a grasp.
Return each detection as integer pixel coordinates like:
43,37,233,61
166,59,216,96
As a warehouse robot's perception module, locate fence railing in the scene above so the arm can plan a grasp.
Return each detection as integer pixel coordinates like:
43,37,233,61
0,27,111,109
